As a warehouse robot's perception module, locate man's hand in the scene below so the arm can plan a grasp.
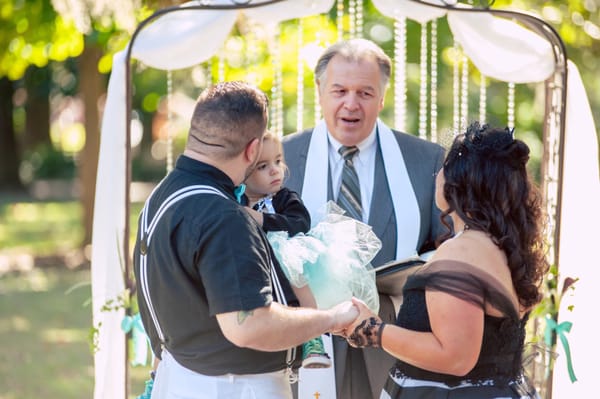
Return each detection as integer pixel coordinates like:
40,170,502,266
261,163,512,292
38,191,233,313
344,298,385,348
327,300,359,336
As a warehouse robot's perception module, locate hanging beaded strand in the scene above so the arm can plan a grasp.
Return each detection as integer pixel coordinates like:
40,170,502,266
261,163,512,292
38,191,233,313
459,0,472,134
356,0,363,38
270,24,283,137
460,53,469,134
337,0,345,41
296,18,304,133
452,40,460,136
349,0,356,39
394,16,407,132
166,69,173,173
430,19,438,143
479,73,487,125
314,15,324,126
418,21,429,140
507,82,515,130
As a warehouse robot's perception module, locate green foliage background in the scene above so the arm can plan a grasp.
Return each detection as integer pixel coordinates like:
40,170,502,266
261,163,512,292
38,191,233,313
1,0,597,182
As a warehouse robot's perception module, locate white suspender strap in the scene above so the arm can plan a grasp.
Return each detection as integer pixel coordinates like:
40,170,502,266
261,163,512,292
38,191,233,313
139,184,296,377
139,185,227,342
269,256,298,382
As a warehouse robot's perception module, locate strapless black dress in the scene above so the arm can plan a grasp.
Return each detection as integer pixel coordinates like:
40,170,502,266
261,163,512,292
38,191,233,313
381,260,540,399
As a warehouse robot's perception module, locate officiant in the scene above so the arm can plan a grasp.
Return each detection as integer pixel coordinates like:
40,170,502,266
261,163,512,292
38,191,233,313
283,38,447,399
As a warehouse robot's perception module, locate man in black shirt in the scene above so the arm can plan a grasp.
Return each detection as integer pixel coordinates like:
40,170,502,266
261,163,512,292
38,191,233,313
133,81,358,399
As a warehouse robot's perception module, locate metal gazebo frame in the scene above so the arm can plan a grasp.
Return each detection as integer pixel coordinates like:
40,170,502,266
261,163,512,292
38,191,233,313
120,1,567,396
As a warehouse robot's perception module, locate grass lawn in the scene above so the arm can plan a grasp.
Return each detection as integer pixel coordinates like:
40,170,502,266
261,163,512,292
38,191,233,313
0,199,150,399
0,199,143,260
0,267,152,399
0,200,83,258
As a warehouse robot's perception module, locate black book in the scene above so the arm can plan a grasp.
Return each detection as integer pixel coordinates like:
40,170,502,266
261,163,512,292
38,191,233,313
375,254,428,296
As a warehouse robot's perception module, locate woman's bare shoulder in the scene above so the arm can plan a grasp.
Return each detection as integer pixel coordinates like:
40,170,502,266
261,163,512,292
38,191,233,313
433,231,503,267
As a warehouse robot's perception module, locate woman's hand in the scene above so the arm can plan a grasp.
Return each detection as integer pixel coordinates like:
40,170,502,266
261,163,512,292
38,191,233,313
346,298,386,348
347,298,377,328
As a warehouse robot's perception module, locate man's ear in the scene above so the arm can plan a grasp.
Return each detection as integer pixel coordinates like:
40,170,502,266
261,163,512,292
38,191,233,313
315,80,324,106
378,90,385,111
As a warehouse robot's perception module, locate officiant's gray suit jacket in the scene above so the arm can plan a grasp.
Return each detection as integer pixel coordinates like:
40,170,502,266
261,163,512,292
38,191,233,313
282,127,446,399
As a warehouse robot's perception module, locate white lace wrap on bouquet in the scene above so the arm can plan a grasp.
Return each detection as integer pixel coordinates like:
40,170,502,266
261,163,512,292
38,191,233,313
268,201,381,313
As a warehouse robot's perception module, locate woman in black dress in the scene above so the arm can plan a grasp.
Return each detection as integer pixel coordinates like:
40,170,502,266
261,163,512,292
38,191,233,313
342,122,548,398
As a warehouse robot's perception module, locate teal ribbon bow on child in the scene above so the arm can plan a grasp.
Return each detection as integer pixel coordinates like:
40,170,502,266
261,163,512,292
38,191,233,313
122,313,150,366
544,315,577,382
234,184,246,203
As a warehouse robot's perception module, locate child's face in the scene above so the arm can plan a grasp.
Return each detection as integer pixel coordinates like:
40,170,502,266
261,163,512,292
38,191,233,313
245,139,285,197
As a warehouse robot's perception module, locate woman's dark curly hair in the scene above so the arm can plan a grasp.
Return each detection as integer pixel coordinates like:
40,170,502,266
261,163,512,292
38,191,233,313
440,121,549,309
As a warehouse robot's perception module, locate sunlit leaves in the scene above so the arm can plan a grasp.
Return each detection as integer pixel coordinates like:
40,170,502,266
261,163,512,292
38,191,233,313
50,0,140,34
0,0,83,80
0,0,150,80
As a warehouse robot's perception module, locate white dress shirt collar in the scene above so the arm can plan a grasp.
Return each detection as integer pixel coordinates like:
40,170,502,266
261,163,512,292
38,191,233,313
327,125,377,223
327,125,378,161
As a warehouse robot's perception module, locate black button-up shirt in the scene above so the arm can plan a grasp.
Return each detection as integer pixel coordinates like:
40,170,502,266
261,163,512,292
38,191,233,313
133,155,295,375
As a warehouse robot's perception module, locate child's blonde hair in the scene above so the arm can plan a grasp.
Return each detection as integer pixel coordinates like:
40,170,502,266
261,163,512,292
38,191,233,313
262,130,282,149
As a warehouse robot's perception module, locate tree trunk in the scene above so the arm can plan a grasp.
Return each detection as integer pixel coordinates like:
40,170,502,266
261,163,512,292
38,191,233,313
78,44,104,248
24,66,51,153
0,77,23,191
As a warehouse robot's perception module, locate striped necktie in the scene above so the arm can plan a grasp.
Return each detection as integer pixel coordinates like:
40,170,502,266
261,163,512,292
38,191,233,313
337,145,362,220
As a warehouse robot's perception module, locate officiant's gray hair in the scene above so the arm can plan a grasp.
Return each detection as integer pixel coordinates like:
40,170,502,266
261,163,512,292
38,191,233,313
314,38,392,93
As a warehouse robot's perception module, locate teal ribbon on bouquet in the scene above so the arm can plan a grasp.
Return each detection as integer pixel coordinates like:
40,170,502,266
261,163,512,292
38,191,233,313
544,315,577,382
122,313,150,366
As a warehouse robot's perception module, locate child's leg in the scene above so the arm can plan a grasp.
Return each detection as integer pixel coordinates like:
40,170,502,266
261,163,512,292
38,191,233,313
301,336,331,369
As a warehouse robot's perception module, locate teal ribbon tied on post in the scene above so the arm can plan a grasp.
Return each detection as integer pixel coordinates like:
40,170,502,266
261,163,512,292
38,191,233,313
122,312,150,366
544,315,577,382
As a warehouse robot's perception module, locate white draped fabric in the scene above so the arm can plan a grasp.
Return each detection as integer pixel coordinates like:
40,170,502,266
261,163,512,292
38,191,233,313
372,0,555,82
372,0,451,24
446,12,555,82
132,0,334,70
132,10,238,70
91,49,127,399
91,1,595,398
551,61,600,398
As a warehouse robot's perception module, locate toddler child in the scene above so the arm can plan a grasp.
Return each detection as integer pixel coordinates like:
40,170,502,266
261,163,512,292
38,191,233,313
241,131,332,369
